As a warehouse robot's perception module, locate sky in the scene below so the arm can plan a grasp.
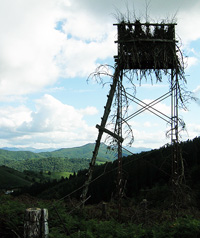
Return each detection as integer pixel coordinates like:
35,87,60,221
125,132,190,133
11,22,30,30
0,0,200,150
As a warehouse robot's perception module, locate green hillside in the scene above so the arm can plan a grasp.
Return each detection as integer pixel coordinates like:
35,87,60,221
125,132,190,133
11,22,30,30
25,136,200,207
0,143,130,173
0,149,42,161
39,143,124,160
0,166,32,189
2,138,200,238
0,143,126,163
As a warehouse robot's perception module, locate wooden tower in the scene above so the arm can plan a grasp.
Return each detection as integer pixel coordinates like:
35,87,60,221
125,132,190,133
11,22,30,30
82,20,185,217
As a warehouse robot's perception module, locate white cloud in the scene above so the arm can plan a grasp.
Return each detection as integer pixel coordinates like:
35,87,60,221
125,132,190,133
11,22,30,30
144,122,152,128
1,0,200,98
58,34,116,78
0,106,31,130
0,0,199,149
193,85,200,95
136,99,171,118
0,0,117,97
0,0,66,96
79,107,98,116
185,57,199,69
181,123,200,141
130,128,169,149
192,85,200,106
0,95,97,148
177,2,200,45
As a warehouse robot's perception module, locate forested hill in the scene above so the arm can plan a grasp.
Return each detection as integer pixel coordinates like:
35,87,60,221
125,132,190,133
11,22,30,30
28,136,200,205
39,143,129,160
0,149,42,162
0,143,129,162
0,143,131,172
4,138,200,238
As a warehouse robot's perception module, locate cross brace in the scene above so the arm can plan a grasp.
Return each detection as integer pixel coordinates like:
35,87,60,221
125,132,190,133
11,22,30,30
96,124,124,143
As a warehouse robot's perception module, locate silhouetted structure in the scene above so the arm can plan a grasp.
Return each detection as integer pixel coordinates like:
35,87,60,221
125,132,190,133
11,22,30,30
82,20,185,218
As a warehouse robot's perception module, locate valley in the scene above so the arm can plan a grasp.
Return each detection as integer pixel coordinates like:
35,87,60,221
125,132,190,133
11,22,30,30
0,138,200,237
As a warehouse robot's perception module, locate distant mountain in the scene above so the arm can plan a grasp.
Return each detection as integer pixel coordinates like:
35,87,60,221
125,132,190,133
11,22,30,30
36,136,200,204
39,143,126,160
0,143,150,173
2,147,56,153
0,144,149,163
124,146,152,154
1,144,152,156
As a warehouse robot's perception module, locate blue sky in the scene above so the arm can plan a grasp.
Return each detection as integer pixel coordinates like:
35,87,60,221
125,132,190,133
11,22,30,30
0,0,199,149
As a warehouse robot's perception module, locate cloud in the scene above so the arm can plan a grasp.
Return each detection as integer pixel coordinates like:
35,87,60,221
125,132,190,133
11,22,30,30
193,85,200,95
0,0,199,149
0,0,65,96
58,34,116,78
177,1,200,45
79,107,98,116
129,128,169,149
135,99,171,118
192,85,200,106
182,123,200,140
0,106,31,130
1,0,200,98
0,95,97,148
0,0,117,98
185,57,199,69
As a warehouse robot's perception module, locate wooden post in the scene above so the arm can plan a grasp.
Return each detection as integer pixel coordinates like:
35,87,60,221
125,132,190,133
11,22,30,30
24,208,49,238
101,202,107,218
41,208,49,238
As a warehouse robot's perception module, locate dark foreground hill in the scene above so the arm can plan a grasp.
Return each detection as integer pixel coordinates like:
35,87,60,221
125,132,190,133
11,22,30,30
2,137,200,238
0,166,32,189
21,137,200,207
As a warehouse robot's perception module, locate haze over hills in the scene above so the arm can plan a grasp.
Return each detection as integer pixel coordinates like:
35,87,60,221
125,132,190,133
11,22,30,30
1,144,152,155
1,147,56,153
0,143,118,160
124,146,152,154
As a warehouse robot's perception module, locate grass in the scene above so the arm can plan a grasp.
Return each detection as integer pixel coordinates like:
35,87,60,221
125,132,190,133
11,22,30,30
0,195,200,238
44,171,73,180
96,161,106,165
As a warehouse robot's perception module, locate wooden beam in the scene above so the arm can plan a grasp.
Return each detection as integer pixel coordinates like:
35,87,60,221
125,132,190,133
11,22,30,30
114,23,177,26
96,124,124,143
115,39,177,43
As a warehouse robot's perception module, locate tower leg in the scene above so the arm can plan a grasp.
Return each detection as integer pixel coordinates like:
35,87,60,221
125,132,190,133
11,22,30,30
171,69,184,217
117,70,123,220
81,66,120,202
